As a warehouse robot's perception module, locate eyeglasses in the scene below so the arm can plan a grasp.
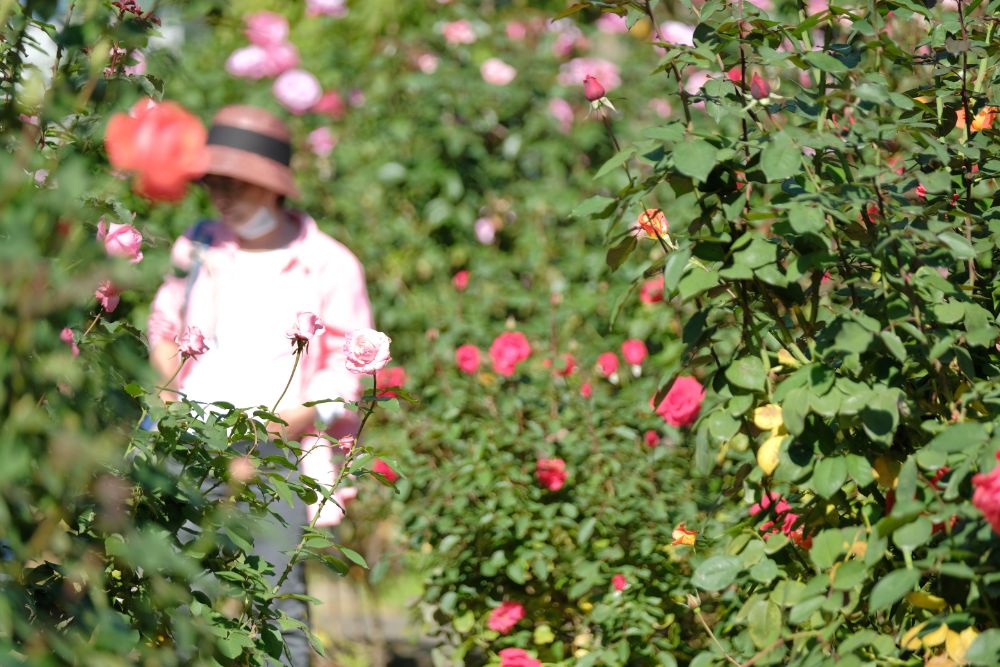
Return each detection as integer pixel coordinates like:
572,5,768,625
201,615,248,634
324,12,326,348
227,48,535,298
202,175,250,196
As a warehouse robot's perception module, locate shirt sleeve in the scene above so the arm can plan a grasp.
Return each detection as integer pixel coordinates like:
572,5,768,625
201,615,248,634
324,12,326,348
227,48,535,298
304,251,373,419
147,274,185,348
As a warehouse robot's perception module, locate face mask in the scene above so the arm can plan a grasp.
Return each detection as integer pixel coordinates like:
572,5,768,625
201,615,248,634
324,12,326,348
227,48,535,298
233,206,279,240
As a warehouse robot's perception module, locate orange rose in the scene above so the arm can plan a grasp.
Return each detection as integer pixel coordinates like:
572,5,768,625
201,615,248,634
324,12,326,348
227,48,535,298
636,208,668,239
105,98,209,201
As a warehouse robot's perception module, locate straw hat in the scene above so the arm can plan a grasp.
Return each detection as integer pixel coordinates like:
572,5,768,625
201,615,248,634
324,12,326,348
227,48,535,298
204,105,299,199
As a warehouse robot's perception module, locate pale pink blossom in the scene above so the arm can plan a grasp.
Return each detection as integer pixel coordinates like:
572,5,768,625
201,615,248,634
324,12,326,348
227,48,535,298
657,21,695,47
649,98,672,118
245,12,288,48
264,42,299,75
176,325,209,359
597,13,628,33
474,217,496,244
225,45,273,79
338,434,355,454
228,456,256,483
550,20,586,58
95,280,120,313
415,52,439,74
287,312,325,346
548,98,574,133
481,58,516,86
306,0,347,17
60,328,79,357
348,89,365,107
273,69,322,115
307,127,337,157
313,90,346,118
97,219,143,263
344,328,392,374
506,21,528,40
747,0,774,10
558,57,621,91
442,19,476,44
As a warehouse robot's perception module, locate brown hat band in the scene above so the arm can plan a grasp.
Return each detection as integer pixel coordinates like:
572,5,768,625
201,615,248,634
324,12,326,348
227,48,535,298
206,124,292,166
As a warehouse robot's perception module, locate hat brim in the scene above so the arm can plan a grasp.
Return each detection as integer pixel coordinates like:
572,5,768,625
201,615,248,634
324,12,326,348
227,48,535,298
204,145,300,199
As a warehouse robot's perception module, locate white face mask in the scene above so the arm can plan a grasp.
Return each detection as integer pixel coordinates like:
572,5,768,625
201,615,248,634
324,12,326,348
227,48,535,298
233,206,280,240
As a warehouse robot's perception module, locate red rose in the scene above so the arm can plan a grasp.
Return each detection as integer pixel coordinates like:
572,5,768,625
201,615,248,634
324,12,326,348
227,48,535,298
596,351,619,378
643,430,660,448
375,366,407,398
489,331,531,377
651,376,705,427
749,73,770,99
372,459,400,484
580,382,593,399
621,339,648,365
536,458,567,491
452,270,469,291
487,601,524,634
974,453,1000,533
104,98,209,201
612,574,627,591
455,344,481,374
498,648,542,667
639,276,664,304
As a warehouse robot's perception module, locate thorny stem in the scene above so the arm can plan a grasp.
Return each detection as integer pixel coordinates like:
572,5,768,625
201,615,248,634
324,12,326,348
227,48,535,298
694,607,741,666
271,346,302,414
957,0,977,286
81,312,102,338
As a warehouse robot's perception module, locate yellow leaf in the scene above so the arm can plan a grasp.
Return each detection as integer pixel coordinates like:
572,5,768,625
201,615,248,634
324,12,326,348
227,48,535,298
777,348,800,368
924,624,949,648
872,455,900,489
753,404,784,431
906,591,948,611
757,432,784,475
901,622,947,651
946,627,978,664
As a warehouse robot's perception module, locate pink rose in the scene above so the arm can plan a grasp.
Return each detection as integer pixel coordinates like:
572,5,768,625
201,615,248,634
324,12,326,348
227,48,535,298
481,58,517,86
652,376,705,427
273,69,322,115
287,312,325,348
176,325,209,359
548,98,574,133
225,45,272,80
536,458,567,491
307,127,337,157
338,435,355,454
455,344,481,374
621,339,648,365
750,73,770,99
313,90,346,118
487,601,524,634
375,366,406,398
612,573,627,591
596,13,628,33
558,57,620,90
474,217,496,244
60,327,80,357
372,459,399,483
344,328,392,374
264,42,300,76
973,453,1000,533
639,276,664,304
583,75,605,102
499,648,542,667
643,430,660,448
442,19,476,44
95,280,120,313
596,351,619,377
415,52,439,74
580,381,592,398
657,21,695,46
452,270,469,291
306,0,347,17
649,98,672,118
228,456,257,483
245,12,288,48
506,21,528,40
489,331,531,377
96,219,143,263
553,353,575,378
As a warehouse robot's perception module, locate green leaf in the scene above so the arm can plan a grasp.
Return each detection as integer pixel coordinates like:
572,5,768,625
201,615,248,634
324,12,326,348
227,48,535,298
761,133,801,182
927,421,988,453
533,624,556,645
594,147,636,180
869,568,919,612
804,51,849,73
725,356,766,392
834,321,874,354
787,204,826,235
606,236,637,271
747,599,782,648
453,611,474,634
892,517,932,551
939,231,975,259
966,629,1000,665
879,331,906,363
663,249,692,295
572,195,616,219
124,383,145,397
674,139,717,182
861,389,900,445
577,517,597,546
832,560,866,590
678,268,719,300
809,529,847,570
812,457,848,498
338,546,369,569
692,555,742,591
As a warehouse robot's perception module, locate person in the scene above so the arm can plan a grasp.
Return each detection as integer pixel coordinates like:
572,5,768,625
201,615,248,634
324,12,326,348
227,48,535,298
146,105,372,666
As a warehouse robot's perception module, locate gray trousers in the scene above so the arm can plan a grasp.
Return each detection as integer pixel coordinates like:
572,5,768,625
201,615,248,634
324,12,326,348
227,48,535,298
179,441,313,667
